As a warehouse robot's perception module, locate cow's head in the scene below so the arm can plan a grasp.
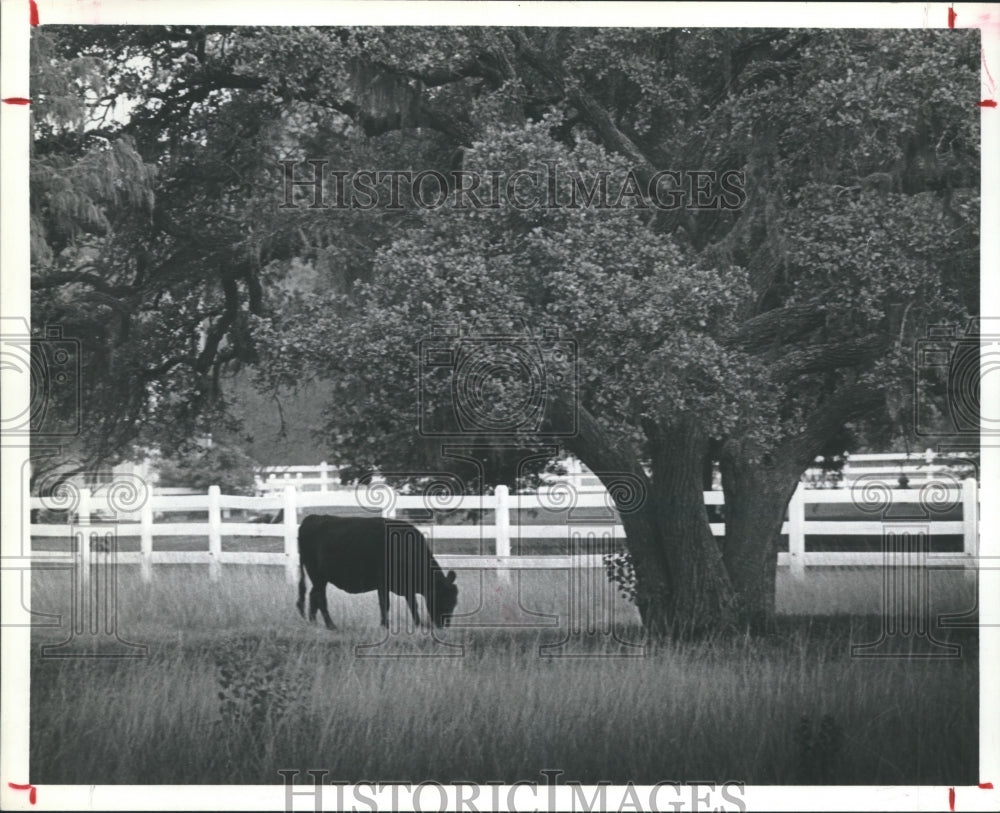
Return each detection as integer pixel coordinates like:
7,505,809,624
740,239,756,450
432,570,459,627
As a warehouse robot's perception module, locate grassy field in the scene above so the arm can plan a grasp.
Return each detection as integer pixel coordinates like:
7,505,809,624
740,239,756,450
28,564,978,786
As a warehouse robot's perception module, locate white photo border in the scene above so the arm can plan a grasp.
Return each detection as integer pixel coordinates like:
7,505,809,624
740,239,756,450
2,2,997,810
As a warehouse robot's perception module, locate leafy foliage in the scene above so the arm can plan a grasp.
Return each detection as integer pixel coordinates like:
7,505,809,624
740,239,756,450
155,441,257,495
214,637,295,740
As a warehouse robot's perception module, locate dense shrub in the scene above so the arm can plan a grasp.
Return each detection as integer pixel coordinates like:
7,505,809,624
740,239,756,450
156,443,257,495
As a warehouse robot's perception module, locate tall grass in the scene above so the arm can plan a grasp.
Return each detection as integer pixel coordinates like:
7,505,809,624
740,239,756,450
29,566,977,785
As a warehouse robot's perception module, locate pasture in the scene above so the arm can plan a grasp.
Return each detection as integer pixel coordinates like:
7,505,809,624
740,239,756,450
29,561,977,786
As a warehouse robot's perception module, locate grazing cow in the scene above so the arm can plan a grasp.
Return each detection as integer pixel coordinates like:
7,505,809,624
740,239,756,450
296,515,458,630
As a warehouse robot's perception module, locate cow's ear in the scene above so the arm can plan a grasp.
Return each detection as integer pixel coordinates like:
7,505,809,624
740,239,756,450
446,570,456,583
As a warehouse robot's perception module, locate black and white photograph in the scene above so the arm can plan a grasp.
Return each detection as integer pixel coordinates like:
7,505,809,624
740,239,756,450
1,1,998,810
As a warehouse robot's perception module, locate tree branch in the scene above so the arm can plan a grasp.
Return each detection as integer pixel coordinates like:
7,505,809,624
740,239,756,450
32,268,133,297
784,383,886,467
195,275,240,374
724,303,828,353
141,354,197,380
771,333,890,381
510,30,659,181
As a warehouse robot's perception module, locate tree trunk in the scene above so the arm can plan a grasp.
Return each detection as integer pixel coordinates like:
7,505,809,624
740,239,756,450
549,398,737,638
643,417,738,637
719,445,800,633
718,386,887,632
554,406,674,633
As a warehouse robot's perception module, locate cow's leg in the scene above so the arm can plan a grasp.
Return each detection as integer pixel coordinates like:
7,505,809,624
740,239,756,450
296,565,306,619
406,594,421,629
307,584,321,622
378,585,390,628
310,583,336,630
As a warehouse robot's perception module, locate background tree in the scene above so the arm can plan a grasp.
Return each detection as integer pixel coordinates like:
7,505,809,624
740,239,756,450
29,28,158,485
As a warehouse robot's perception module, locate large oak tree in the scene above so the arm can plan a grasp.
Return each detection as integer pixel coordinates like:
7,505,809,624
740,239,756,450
31,26,979,635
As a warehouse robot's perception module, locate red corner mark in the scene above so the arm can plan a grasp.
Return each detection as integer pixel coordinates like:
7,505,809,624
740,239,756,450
950,784,996,809
7,783,37,804
30,0,39,26
948,5,957,28
2,98,31,105
979,100,998,108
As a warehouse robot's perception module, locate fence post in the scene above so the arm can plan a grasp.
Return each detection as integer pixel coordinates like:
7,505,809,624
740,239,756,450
787,483,806,580
381,489,397,520
77,486,92,526
208,485,222,582
962,477,978,567
494,485,511,557
140,487,154,583
283,486,298,584
568,457,585,490
78,487,93,590
495,485,511,584
319,461,330,492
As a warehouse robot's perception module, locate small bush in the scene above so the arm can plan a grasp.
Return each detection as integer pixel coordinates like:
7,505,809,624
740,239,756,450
156,442,257,495
214,637,295,738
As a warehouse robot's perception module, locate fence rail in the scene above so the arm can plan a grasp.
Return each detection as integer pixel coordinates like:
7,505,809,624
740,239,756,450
30,476,979,584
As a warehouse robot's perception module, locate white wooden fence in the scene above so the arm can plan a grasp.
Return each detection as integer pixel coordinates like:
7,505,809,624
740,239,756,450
255,461,343,494
802,449,977,488
30,476,978,584
253,461,606,494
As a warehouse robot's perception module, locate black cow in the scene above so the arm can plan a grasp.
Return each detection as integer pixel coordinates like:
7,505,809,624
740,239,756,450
296,515,458,630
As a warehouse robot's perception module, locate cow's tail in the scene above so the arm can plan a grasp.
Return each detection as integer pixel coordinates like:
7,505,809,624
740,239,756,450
296,522,308,618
